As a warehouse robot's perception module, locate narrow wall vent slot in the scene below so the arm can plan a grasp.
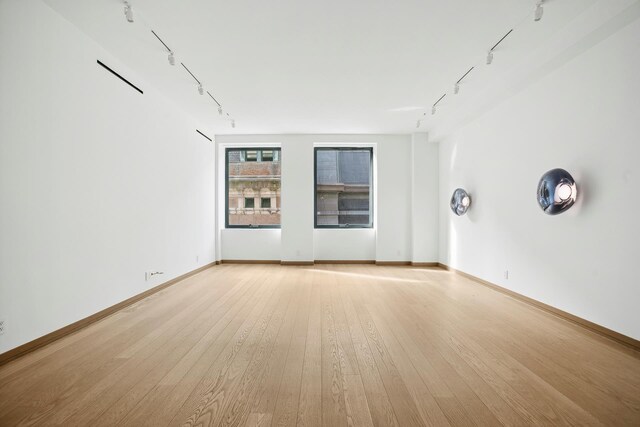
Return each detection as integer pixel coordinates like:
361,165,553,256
96,60,143,94
196,129,212,142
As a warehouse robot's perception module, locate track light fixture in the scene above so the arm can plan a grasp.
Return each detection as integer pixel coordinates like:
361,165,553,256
486,50,494,65
534,1,544,21
151,31,176,66
132,19,238,127
486,29,513,66
206,91,224,115
432,93,446,115
181,63,205,96
412,9,530,129
124,1,133,22
454,67,474,95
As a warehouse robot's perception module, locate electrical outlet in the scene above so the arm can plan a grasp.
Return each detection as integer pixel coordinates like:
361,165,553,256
0,319,5,336
504,270,509,280
146,271,164,281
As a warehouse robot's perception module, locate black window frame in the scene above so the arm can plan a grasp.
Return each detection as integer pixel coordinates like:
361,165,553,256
314,147,374,229
225,147,281,229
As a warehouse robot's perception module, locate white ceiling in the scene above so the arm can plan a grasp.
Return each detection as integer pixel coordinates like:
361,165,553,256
43,0,601,135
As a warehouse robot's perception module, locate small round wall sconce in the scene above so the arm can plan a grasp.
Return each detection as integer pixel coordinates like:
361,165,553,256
450,188,471,216
537,168,577,215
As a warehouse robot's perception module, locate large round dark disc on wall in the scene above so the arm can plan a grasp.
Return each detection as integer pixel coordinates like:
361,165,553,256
537,168,577,215
450,188,471,216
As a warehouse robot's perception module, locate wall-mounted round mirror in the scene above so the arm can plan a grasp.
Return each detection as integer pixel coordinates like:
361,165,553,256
450,188,471,216
537,168,577,215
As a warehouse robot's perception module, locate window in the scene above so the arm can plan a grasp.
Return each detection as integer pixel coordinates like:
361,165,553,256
226,148,281,228
315,147,373,228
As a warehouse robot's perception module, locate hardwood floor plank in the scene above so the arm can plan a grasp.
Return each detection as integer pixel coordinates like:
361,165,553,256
78,274,267,426
387,270,605,426
212,268,304,426
392,284,597,425
342,374,374,427
348,279,427,426
0,269,240,426
296,274,323,427
339,279,400,427
327,266,360,377
371,285,503,426
122,269,278,426
0,269,211,410
320,272,347,427
0,264,638,427
169,266,291,426
0,267,220,383
269,269,313,427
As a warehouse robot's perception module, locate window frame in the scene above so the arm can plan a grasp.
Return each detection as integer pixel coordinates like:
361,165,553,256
314,146,374,229
225,147,281,229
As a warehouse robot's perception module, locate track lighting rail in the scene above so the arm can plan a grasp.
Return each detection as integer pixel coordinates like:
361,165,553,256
490,29,513,52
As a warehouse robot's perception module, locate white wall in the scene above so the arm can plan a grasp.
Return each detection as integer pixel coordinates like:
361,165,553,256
314,229,376,261
0,0,216,354
281,139,315,262
215,134,437,262
411,133,439,263
219,230,281,261
438,13,640,339
374,136,413,261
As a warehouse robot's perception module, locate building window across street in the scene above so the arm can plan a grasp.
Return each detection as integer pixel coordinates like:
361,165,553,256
314,147,373,228
226,147,281,228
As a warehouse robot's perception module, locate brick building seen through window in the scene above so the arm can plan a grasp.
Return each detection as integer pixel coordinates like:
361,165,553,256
226,148,281,227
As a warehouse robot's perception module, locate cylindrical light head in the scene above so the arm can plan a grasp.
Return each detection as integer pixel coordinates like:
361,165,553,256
124,2,133,22
450,188,472,216
197,83,204,95
231,119,236,128
534,1,544,21
454,82,460,94
218,105,223,115
537,168,577,215
486,50,494,65
168,51,175,66
431,105,436,115
416,120,421,128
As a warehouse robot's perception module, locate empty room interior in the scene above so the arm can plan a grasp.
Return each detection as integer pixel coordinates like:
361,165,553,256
1,0,640,426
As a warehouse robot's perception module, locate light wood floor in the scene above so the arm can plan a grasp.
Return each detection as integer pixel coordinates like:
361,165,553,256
1,265,639,426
